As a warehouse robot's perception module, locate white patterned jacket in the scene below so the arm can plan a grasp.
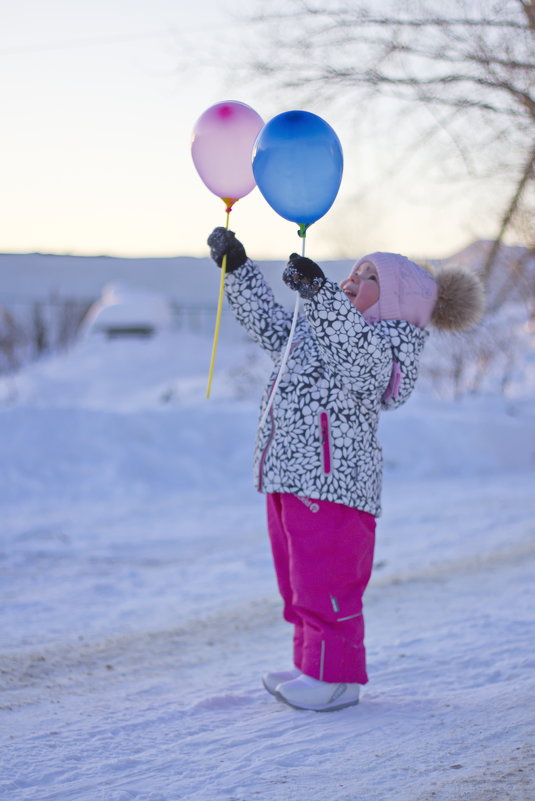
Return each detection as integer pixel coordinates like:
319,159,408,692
225,260,428,516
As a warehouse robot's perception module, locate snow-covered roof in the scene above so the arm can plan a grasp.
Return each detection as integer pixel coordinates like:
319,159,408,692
82,283,173,336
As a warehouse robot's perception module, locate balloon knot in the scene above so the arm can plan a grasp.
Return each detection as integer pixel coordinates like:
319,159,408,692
297,224,309,238
222,197,237,214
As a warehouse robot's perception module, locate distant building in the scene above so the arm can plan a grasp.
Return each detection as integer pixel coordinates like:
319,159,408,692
82,283,173,338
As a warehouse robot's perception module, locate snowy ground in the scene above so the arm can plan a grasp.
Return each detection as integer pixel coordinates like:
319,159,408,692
1,327,534,801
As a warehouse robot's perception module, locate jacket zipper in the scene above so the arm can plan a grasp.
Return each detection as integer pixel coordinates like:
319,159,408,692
258,339,302,492
258,405,275,492
319,411,332,474
258,380,277,493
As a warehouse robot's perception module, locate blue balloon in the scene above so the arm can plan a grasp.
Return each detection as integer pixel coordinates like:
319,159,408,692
252,110,343,229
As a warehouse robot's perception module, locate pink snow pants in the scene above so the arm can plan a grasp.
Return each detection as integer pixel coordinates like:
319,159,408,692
266,492,376,684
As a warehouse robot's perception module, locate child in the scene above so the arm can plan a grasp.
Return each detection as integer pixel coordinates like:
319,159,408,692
207,227,483,712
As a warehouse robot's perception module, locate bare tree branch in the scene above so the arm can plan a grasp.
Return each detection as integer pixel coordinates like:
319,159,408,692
242,0,535,281
518,0,535,30
482,143,535,282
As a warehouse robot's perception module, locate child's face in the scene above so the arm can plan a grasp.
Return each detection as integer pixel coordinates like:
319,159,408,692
341,262,380,313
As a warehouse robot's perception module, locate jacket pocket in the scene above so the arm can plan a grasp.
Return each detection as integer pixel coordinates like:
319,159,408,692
319,411,332,474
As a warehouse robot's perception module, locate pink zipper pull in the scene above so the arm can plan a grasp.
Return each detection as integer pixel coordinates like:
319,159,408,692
320,411,331,474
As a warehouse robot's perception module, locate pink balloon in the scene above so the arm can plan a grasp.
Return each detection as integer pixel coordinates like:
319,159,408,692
191,101,264,203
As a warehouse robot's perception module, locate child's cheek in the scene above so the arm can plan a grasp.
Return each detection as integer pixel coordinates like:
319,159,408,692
358,282,380,312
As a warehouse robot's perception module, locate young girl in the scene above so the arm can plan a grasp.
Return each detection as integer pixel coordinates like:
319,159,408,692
207,227,483,712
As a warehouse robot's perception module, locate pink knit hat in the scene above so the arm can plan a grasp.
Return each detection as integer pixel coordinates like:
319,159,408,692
353,252,438,328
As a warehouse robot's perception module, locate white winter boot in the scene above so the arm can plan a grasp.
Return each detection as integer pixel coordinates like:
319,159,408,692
262,668,301,696
275,673,360,711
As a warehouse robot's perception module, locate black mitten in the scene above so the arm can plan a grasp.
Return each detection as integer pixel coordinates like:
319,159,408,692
283,253,326,299
207,227,247,273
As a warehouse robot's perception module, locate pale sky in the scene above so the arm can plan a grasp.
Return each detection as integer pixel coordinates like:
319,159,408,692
1,0,505,261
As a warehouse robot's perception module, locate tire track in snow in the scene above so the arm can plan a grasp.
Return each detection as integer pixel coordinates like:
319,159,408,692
2,531,534,707
2,547,534,801
371,529,535,588
0,598,282,704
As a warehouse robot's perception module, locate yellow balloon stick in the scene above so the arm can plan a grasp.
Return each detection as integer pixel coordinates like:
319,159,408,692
206,204,232,398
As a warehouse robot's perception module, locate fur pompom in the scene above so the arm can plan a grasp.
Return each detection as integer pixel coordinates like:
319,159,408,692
431,266,484,331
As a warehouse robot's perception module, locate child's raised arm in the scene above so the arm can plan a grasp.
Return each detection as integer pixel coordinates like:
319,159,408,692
207,228,294,357
282,255,393,397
